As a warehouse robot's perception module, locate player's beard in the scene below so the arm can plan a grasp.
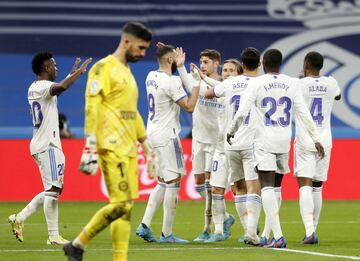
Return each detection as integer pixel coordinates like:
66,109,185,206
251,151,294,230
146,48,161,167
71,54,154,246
125,50,140,63
171,61,177,74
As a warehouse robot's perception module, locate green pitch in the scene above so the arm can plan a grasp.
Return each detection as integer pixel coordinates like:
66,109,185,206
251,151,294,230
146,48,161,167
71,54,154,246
1,201,359,261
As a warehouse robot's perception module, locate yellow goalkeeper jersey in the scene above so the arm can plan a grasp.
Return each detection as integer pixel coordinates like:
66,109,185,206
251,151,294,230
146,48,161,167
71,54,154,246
85,55,145,157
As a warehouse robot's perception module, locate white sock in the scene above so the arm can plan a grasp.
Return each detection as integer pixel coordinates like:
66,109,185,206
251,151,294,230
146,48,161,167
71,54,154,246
235,195,248,235
299,186,315,237
204,180,212,232
142,182,166,227
313,186,323,230
195,183,206,198
246,194,262,237
44,191,59,237
162,183,180,237
17,191,45,222
274,186,282,209
261,215,270,239
261,187,283,240
212,194,225,234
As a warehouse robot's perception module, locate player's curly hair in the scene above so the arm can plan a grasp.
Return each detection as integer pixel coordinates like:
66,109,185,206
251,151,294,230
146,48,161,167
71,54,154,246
32,52,53,75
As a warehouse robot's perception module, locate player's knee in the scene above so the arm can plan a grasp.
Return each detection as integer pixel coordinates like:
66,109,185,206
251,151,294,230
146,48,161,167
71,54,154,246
211,186,225,194
313,181,323,187
46,185,62,195
194,173,205,184
109,202,133,222
274,173,284,187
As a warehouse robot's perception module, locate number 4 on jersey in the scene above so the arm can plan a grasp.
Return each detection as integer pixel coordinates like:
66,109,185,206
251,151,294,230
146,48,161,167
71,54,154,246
310,98,324,126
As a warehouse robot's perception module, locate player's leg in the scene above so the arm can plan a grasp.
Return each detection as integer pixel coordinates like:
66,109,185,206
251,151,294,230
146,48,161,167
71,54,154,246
193,140,206,198
66,152,133,260
158,136,188,243
256,148,286,248
136,177,165,242
243,149,261,245
192,141,211,241
8,154,44,242
205,152,229,242
313,149,331,232
227,150,247,241
37,147,68,245
294,146,317,244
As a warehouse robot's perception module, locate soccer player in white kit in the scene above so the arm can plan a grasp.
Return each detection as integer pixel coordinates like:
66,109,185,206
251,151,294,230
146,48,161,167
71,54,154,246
178,49,224,242
196,59,242,242
205,48,262,245
136,45,200,243
8,52,92,244
294,51,341,244
227,49,325,248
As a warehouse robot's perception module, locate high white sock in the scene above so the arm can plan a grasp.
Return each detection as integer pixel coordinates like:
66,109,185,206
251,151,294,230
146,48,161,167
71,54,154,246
246,194,262,237
261,215,270,239
195,183,206,198
44,191,59,237
274,186,282,210
299,186,315,237
235,195,248,235
204,180,212,232
162,183,180,237
17,191,45,222
313,186,323,230
212,194,225,234
261,187,283,240
142,182,166,227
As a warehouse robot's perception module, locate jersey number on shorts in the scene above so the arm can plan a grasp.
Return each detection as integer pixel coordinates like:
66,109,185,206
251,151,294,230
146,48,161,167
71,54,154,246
148,93,155,121
231,95,250,125
30,101,43,128
310,97,324,126
212,160,219,172
262,96,292,127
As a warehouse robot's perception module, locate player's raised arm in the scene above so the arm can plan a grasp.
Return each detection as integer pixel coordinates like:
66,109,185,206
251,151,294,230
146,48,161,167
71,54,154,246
176,48,197,93
176,68,201,112
50,57,92,96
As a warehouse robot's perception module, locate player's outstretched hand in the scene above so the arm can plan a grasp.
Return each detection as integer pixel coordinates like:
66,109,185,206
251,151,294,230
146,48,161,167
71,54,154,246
156,42,166,48
226,133,234,145
190,63,205,80
175,47,186,67
78,58,93,74
79,135,99,175
315,142,325,159
70,58,81,74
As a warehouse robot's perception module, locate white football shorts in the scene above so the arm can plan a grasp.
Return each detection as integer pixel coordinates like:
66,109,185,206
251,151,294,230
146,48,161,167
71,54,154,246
254,145,289,174
210,151,229,188
227,149,258,182
294,144,331,182
33,146,65,190
192,139,216,174
153,136,186,182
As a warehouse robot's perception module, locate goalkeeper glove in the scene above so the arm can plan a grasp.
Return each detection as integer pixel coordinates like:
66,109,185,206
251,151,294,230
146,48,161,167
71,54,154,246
79,135,99,175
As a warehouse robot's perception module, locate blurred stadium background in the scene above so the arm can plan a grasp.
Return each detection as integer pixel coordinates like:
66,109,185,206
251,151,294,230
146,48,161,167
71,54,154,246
1,0,360,260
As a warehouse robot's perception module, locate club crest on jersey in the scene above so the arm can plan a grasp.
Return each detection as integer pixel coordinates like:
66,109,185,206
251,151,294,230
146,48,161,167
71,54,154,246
266,0,360,128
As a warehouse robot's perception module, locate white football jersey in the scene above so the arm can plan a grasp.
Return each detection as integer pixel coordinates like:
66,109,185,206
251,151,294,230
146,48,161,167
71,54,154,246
146,71,187,147
230,73,320,154
214,75,257,151
28,80,62,155
177,67,221,144
295,76,341,151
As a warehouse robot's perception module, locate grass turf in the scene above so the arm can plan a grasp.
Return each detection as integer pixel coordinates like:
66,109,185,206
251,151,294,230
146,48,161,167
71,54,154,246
0,201,359,260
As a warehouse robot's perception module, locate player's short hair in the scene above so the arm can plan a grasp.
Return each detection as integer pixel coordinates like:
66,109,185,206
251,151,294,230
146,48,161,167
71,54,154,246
263,49,282,70
200,49,221,63
240,47,260,71
304,51,323,71
32,52,53,75
156,45,175,60
222,59,243,74
122,22,152,42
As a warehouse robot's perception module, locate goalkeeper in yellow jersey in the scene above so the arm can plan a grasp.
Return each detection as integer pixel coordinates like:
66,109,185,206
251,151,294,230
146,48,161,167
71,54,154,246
63,22,153,261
